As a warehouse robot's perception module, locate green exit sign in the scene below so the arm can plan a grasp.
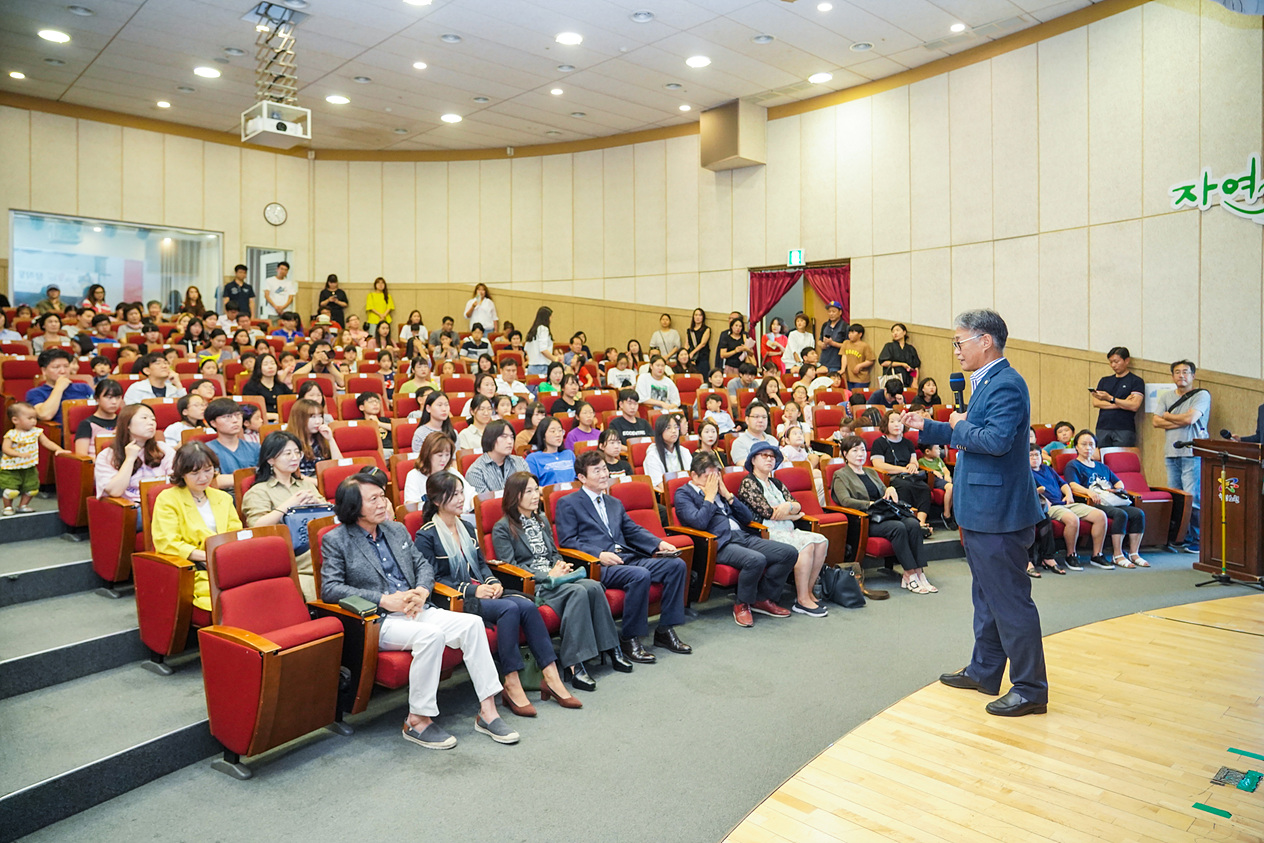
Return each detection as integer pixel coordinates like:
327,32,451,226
787,249,804,266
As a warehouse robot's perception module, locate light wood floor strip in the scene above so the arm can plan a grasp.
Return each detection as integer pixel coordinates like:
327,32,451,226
726,595,1264,842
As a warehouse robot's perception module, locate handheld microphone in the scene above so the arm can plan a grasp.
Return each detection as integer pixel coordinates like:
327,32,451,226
948,372,966,410
1220,428,1233,439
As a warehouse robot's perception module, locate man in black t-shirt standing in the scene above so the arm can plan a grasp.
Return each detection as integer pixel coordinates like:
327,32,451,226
1091,346,1145,448
222,264,256,320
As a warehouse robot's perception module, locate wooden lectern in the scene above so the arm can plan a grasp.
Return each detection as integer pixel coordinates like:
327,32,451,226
1191,439,1263,584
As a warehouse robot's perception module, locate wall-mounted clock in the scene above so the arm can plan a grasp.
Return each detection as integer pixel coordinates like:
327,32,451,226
264,202,287,226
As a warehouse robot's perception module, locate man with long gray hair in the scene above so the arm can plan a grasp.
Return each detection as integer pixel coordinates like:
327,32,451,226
901,309,1047,717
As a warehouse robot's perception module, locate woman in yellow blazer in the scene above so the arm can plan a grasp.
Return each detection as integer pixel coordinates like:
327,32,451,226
151,442,242,612
364,276,395,330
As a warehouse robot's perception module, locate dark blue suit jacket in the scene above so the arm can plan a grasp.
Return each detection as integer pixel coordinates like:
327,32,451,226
1242,402,1264,444
555,489,660,559
919,359,1041,534
672,483,755,549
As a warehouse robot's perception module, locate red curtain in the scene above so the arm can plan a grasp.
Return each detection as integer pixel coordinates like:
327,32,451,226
804,265,850,325
748,270,804,325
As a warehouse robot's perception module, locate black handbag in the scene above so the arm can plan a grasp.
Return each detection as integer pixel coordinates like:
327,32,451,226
866,498,915,523
817,565,865,608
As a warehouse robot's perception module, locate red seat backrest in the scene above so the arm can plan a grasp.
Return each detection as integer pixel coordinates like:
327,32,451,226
459,451,480,474
775,465,825,515
857,429,883,452
1032,424,1056,447
211,533,309,633
448,392,472,415
543,482,581,545
816,390,848,407
316,457,378,500
629,438,654,470
473,491,506,558
608,475,664,537
442,375,475,394
346,374,385,397
583,391,617,414
401,509,426,539
1102,449,1150,491
663,473,691,526
395,395,421,419
813,407,847,440
722,466,746,497
697,389,730,413
142,398,181,431
821,459,847,506
1,357,42,399
1053,449,1078,477
294,375,336,400
61,399,99,448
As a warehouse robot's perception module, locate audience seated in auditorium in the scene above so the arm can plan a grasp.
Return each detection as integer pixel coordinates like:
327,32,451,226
75,379,124,456
1028,444,1107,573
465,421,530,496
1062,430,1148,569
94,403,176,511
563,401,600,452
596,427,633,476
525,417,576,487
411,391,458,453
729,401,780,466
869,411,933,537
642,414,691,493
608,389,654,443
29,348,94,423
203,398,260,489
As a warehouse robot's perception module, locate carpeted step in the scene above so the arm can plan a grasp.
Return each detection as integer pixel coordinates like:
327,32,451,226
0,505,65,545
0,537,103,607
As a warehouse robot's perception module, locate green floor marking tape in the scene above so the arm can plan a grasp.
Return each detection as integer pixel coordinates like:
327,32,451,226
1193,803,1232,819
1228,747,1264,762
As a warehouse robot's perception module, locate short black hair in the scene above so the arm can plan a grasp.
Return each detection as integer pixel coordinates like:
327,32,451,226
234,264,248,273
618,388,639,404
471,322,484,333
481,419,512,453
1107,346,1131,360
1170,359,1197,375
91,314,113,328
848,323,865,336
745,401,769,420
355,391,381,410
90,354,110,369
574,449,605,477
442,315,454,325
276,261,290,269
136,352,165,377
204,397,243,424
1054,420,1075,435
738,362,757,377
37,348,74,368
171,442,219,487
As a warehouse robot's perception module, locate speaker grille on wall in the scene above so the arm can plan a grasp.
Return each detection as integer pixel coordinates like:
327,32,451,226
700,100,766,172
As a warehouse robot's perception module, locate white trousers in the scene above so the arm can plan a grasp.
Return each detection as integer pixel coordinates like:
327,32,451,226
378,607,503,717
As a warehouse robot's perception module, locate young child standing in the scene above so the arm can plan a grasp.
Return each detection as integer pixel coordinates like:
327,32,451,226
2,402,69,514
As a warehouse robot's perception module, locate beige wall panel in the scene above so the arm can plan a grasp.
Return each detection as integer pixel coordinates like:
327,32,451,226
479,159,511,285
731,164,767,270
602,146,635,281
1087,219,1142,356
313,160,349,281
836,98,873,260
514,279,545,295
0,107,31,256
633,140,667,277
572,150,605,280
603,275,633,304
415,162,448,283
1005,347,1041,409
1201,211,1263,379
30,112,78,216
510,156,543,284
873,252,911,322
870,88,911,256
78,121,123,222
1037,30,1089,233
730,268,750,315
665,135,700,275
799,109,836,261
697,166,732,273
381,161,416,285
202,143,241,270
947,63,992,246
539,279,573,299
850,255,874,319
1038,227,1089,349
664,135,700,275
240,148,277,251
764,116,801,264
1087,9,1143,226
120,127,163,224
991,46,1039,240
1200,1,1263,173
1037,353,1094,429
274,154,308,279
162,135,203,230
447,160,479,286
698,269,733,319
993,235,1040,343
909,247,951,330
635,273,666,307
540,153,574,281
1141,1,1200,217
1141,210,1200,366
665,272,700,314
950,241,994,315
909,75,950,251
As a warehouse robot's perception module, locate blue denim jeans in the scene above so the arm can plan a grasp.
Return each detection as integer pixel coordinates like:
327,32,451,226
1165,456,1200,546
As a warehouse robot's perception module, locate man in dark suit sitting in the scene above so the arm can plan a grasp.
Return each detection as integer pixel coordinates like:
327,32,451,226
554,450,693,663
673,451,796,627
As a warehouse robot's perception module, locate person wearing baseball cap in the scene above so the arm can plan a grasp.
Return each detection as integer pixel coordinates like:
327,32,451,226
36,284,65,316
818,301,848,375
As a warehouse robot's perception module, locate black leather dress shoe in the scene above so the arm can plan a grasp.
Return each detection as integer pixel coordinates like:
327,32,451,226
620,637,657,664
604,647,634,673
938,668,1000,696
985,691,1047,717
568,663,597,692
653,626,692,654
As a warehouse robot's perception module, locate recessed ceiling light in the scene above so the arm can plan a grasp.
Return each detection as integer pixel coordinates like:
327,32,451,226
43,58,66,66
156,101,171,108
664,82,683,91
193,66,221,78
440,113,462,123
850,42,873,52
630,11,654,23
283,0,308,8
67,5,95,16
326,94,349,104
394,128,409,134
557,64,575,72
176,85,195,93
412,61,427,70
817,2,833,10
162,237,172,245
92,226,102,232
440,33,462,43
8,71,25,79
550,88,563,96
808,72,832,84
223,47,246,57
679,104,691,111
685,56,710,68
555,32,583,46
354,76,373,83
256,23,269,32
38,30,71,43
472,96,489,103
950,23,967,33
752,34,774,45
546,130,562,136
570,112,586,118
212,57,229,64
403,0,433,5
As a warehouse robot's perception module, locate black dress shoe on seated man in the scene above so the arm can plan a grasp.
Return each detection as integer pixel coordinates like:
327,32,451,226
653,626,692,654
603,647,634,672
985,690,1047,717
620,636,657,664
939,668,1000,696
568,662,597,692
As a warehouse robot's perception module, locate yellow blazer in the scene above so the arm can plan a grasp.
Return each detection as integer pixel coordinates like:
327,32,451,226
151,485,242,561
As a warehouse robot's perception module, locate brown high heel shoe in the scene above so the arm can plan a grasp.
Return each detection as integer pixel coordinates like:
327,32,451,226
540,683,583,709
500,692,537,717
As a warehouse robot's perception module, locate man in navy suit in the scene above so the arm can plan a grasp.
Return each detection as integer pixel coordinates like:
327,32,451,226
674,451,797,627
554,450,693,663
1238,402,1264,445
902,309,1047,717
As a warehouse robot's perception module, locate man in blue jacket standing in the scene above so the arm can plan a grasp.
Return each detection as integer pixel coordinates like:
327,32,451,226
902,309,1047,717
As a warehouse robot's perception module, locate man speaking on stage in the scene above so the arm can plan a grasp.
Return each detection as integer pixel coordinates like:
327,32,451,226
901,309,1048,717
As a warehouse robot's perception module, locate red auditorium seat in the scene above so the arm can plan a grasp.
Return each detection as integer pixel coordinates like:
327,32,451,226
471,492,561,635
1101,447,1192,548
822,458,898,571
329,421,387,470
775,464,849,567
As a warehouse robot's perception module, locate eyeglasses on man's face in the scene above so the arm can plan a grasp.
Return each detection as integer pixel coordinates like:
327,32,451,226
952,334,983,350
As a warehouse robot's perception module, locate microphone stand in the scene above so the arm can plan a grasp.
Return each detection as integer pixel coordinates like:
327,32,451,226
1194,448,1264,591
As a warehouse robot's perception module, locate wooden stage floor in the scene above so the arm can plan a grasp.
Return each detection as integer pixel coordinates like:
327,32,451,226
727,594,1264,843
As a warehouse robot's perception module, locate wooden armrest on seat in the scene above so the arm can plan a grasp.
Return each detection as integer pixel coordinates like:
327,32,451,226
309,600,381,716
558,548,602,580
198,625,282,655
665,525,717,605
488,562,536,595
432,582,464,612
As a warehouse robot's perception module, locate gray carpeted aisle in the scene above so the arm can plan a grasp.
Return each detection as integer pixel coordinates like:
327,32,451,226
21,550,1233,843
